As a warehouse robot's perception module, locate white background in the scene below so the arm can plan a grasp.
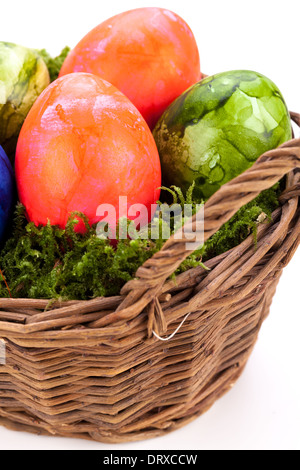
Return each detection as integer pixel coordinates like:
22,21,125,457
1,0,300,451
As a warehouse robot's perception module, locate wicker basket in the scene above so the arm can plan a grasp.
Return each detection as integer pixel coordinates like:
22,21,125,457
0,112,299,444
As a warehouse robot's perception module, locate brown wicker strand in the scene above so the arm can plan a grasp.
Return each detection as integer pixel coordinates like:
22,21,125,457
109,139,300,328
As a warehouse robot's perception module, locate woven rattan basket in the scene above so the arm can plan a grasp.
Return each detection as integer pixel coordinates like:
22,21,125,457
0,112,300,444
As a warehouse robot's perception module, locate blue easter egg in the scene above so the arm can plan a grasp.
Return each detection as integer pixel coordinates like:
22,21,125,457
0,145,14,240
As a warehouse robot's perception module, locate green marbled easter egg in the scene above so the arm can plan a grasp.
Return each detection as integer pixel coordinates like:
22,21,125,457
153,70,292,200
0,42,50,164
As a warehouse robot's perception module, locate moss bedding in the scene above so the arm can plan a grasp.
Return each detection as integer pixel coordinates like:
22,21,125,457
0,182,281,300
0,48,284,301
38,47,71,82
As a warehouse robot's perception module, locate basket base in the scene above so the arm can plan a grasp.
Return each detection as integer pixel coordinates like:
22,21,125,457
0,362,246,444
0,273,279,444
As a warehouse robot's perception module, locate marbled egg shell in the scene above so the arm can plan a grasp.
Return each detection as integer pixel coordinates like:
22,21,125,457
0,42,50,163
153,70,292,200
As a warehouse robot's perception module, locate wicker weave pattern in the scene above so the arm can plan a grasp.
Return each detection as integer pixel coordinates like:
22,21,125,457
0,113,299,443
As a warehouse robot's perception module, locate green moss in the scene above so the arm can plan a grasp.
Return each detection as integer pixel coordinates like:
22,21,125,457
0,42,50,162
169,181,281,275
0,182,281,300
38,47,70,82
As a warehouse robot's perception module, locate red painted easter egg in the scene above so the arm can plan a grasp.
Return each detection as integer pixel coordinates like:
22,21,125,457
15,73,161,233
59,7,201,130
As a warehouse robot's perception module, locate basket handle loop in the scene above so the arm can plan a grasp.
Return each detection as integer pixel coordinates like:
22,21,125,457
98,114,300,330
